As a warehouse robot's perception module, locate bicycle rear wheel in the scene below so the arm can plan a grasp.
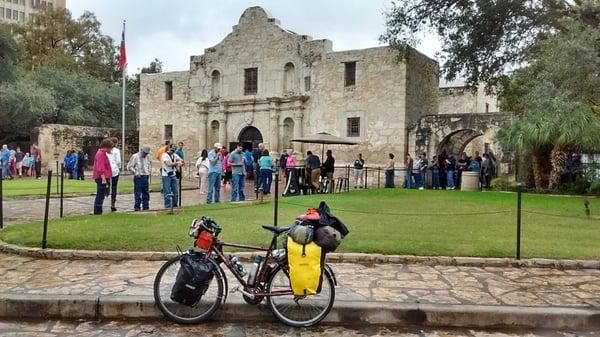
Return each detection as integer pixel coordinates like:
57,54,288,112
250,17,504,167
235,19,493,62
153,254,224,324
266,264,335,327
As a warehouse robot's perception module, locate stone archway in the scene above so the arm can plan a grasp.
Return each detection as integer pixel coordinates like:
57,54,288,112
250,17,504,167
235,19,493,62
437,129,483,156
238,126,263,150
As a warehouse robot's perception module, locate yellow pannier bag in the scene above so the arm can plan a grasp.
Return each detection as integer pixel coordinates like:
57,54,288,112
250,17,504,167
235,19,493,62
287,237,323,296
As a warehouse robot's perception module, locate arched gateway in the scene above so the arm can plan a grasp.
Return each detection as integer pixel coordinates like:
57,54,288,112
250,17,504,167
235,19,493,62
238,126,263,151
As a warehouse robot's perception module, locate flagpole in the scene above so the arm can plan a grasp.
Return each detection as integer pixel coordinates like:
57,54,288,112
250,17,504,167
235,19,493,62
121,20,126,171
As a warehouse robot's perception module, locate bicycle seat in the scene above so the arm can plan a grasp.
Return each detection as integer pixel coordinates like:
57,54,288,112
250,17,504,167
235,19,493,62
262,225,290,235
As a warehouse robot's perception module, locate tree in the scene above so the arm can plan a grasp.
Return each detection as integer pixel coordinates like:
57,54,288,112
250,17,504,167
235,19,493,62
380,0,600,89
0,24,21,83
30,67,127,128
497,21,600,190
0,78,56,143
11,8,117,82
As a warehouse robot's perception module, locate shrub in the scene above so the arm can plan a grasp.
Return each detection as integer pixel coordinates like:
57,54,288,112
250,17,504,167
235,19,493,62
490,178,518,192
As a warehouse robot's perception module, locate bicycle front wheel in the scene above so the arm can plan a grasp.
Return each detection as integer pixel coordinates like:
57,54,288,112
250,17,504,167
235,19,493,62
153,254,224,324
266,265,335,327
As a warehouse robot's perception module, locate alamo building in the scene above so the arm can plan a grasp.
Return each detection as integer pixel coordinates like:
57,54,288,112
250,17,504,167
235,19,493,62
140,6,502,166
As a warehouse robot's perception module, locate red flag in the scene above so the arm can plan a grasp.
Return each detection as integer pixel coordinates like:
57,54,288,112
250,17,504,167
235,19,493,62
119,21,127,70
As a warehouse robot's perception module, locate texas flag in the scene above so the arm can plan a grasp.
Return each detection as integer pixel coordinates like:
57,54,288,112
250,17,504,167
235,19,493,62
119,21,127,70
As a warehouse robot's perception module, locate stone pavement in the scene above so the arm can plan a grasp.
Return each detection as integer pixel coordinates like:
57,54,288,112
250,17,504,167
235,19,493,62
2,178,270,225
1,253,599,307
1,252,600,329
1,319,598,337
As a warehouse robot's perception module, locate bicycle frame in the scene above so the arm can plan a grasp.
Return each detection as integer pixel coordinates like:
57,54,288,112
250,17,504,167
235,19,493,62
204,232,293,298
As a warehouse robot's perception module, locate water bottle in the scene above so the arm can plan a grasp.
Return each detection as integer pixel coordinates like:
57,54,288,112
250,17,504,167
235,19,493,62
229,255,247,277
247,255,263,285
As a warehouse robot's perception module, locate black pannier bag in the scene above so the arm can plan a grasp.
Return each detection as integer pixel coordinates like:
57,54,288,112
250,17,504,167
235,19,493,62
171,253,215,306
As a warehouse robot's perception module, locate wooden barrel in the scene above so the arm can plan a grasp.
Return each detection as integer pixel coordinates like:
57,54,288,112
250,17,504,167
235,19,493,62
461,171,480,191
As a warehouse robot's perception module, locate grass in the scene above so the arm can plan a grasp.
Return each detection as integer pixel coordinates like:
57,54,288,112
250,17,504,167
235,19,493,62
1,189,599,259
1,177,159,197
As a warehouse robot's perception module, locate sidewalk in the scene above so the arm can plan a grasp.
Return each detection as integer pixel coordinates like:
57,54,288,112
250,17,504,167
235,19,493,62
2,179,269,226
1,252,599,329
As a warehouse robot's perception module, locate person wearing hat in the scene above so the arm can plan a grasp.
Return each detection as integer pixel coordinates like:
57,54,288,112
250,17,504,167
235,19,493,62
161,144,183,208
207,142,224,204
127,146,152,211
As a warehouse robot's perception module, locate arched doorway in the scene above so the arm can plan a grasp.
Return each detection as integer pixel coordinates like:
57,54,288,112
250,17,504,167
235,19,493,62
238,126,263,151
437,129,483,157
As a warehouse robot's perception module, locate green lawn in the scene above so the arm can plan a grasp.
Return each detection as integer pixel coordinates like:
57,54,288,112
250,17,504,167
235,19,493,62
1,178,159,197
1,189,599,259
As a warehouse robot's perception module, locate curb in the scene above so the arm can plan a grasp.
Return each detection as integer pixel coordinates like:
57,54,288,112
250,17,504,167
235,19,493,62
1,239,599,269
1,294,599,329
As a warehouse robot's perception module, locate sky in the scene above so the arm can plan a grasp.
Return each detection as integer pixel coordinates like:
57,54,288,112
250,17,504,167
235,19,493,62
68,0,442,74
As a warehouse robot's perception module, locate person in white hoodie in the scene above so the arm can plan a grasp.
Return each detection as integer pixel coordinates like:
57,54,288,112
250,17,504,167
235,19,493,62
195,149,209,195
107,137,122,212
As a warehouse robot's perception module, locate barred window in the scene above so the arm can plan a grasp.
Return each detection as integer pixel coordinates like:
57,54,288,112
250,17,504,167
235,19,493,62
304,76,311,91
244,68,258,95
347,117,360,137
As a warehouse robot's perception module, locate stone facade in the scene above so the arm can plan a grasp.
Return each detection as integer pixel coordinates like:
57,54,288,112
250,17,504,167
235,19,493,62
139,7,439,165
438,83,499,115
32,124,124,169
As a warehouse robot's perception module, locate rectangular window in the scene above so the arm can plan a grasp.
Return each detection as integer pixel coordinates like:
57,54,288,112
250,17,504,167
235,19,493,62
19,11,24,21
344,61,356,87
12,9,17,19
41,0,45,6
47,1,51,7
0,8,4,18
244,67,258,95
165,81,173,100
5,9,10,19
164,125,173,141
28,13,33,21
347,117,360,137
304,76,311,91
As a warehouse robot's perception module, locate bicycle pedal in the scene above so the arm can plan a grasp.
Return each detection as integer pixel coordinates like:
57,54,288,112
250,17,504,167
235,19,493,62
231,286,241,293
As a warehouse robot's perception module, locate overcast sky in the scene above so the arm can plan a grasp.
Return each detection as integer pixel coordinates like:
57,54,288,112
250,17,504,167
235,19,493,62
68,0,442,73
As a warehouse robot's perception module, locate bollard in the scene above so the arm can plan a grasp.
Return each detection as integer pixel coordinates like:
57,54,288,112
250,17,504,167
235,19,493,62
377,167,381,188
42,170,52,249
364,166,368,189
516,183,522,260
0,168,3,229
60,163,64,218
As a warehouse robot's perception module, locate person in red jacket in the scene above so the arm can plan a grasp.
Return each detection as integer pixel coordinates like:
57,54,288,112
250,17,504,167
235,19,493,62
92,138,114,215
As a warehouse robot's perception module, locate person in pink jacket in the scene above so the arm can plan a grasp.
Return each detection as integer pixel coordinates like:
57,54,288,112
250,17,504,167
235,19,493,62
92,138,114,215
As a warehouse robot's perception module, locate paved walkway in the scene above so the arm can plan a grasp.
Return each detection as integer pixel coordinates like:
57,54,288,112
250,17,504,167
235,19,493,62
1,253,599,308
2,178,273,226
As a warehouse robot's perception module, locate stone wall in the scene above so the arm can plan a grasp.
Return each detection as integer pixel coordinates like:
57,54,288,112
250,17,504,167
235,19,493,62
439,83,499,114
32,124,121,170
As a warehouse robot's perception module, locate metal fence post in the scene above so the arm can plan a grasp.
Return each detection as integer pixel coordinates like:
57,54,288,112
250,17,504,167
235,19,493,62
0,169,3,229
274,171,279,227
364,166,368,189
516,183,522,260
377,167,381,188
60,163,64,218
42,170,52,249
179,175,183,207
56,160,59,195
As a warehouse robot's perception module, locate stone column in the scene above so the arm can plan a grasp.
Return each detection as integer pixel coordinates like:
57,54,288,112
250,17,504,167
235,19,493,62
197,108,208,152
218,102,228,146
269,102,280,155
293,111,304,154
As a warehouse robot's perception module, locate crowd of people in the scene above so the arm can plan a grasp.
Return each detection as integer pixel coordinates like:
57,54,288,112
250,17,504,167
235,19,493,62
383,150,498,190
1,144,43,180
